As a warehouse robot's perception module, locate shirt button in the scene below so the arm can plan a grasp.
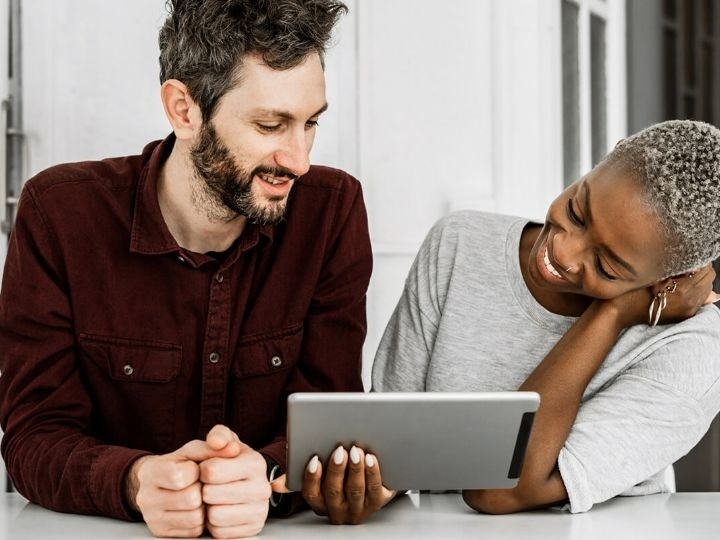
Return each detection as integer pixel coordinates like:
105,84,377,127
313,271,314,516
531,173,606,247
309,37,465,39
270,355,282,367
209,352,220,364
123,364,134,376
177,255,186,264
215,272,224,283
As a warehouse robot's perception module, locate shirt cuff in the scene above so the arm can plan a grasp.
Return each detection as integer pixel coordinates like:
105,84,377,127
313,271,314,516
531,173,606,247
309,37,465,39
88,447,152,521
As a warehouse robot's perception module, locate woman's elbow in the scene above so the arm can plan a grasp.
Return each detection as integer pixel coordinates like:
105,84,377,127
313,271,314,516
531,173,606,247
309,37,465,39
462,489,526,514
463,483,566,515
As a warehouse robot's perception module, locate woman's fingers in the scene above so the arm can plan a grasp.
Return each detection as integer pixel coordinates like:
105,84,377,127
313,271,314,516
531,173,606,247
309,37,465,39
345,446,366,523
323,446,349,523
300,446,397,524
301,455,327,516
364,453,397,509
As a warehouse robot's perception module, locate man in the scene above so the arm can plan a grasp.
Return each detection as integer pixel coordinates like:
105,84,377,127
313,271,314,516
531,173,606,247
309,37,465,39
0,0,370,538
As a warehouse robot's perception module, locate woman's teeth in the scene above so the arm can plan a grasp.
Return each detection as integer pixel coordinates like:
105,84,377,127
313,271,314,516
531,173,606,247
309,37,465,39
543,248,563,278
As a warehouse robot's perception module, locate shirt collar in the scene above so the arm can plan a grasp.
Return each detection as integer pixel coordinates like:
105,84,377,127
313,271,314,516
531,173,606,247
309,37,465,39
130,134,275,263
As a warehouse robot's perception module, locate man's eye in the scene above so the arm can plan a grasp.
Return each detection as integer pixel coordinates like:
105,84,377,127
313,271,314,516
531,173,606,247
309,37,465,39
596,256,618,280
305,120,320,129
258,124,281,132
567,198,584,226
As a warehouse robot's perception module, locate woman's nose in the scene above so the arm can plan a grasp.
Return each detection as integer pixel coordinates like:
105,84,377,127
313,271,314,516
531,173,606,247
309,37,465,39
553,232,585,273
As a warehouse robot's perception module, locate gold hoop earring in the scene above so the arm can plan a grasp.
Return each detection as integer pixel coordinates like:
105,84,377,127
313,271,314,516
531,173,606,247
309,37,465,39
648,280,678,327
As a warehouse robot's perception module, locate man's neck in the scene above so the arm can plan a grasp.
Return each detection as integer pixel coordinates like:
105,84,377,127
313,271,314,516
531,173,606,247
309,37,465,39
157,141,247,254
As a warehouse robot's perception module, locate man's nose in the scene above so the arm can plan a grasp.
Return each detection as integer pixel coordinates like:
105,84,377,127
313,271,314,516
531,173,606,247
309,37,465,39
274,129,311,177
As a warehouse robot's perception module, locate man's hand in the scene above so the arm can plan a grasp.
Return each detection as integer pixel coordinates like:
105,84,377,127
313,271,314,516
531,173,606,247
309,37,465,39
301,445,397,524
124,425,271,539
125,436,238,538
200,425,272,539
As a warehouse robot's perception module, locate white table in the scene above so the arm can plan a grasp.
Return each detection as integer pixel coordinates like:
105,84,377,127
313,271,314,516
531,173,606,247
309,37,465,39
2,491,719,539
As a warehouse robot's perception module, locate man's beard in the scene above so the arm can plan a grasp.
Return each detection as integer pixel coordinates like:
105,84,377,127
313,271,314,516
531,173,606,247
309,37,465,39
189,121,296,225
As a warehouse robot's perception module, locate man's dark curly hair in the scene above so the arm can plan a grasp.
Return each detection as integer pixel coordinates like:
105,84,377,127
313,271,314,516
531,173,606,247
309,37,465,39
159,0,347,122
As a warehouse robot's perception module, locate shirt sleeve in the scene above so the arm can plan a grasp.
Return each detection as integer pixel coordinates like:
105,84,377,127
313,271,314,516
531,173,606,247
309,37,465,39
558,316,720,513
258,174,372,510
0,186,149,520
372,216,453,392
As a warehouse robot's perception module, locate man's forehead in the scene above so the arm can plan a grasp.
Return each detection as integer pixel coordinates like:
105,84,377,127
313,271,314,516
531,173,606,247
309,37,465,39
223,53,326,111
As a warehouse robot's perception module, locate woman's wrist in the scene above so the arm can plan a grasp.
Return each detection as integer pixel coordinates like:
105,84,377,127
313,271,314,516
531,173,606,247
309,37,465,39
589,298,636,332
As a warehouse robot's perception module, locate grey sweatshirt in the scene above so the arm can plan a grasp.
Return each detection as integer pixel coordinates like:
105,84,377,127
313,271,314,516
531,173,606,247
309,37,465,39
372,211,720,512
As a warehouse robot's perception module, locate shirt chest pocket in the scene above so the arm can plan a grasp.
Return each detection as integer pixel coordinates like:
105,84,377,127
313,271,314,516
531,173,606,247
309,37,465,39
228,324,303,446
232,323,303,379
79,333,181,380
77,333,182,452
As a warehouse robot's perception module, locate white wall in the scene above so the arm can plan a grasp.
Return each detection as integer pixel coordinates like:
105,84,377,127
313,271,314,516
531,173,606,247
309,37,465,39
10,0,626,390
21,0,169,171
358,0,565,385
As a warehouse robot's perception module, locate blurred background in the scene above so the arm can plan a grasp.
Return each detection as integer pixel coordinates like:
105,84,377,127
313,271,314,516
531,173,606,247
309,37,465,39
1,0,718,493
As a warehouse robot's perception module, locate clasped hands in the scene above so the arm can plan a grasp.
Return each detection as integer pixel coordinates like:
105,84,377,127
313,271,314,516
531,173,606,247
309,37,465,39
126,425,271,539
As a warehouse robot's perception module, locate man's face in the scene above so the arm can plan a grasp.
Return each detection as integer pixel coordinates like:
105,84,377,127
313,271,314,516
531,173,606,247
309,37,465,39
190,52,327,224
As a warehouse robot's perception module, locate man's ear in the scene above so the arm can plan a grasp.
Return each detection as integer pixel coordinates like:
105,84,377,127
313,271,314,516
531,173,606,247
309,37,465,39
160,79,202,140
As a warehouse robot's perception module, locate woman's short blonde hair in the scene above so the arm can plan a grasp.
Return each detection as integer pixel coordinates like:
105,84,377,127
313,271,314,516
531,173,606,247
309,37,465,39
603,120,720,276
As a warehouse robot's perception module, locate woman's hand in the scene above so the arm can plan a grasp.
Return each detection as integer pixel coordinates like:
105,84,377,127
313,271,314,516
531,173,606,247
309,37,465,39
656,264,718,322
603,263,718,328
301,445,397,524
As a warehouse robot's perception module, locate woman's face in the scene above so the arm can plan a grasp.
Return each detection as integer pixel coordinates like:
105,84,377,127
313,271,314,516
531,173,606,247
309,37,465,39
527,164,667,300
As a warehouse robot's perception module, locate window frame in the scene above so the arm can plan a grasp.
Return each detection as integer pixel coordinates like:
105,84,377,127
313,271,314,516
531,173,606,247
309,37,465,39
562,0,626,186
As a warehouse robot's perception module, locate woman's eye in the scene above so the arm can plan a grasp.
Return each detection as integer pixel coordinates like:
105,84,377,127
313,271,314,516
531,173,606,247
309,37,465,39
566,198,584,226
596,256,618,281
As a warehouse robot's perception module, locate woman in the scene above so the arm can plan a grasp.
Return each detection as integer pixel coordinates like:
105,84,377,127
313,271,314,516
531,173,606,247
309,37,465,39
296,120,720,523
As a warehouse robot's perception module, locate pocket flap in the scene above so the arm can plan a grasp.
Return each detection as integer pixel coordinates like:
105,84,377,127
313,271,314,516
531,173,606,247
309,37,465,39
78,333,182,382
232,324,303,379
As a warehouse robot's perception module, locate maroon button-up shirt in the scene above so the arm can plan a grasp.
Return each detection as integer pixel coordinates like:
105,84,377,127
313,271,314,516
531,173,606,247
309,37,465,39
0,136,371,519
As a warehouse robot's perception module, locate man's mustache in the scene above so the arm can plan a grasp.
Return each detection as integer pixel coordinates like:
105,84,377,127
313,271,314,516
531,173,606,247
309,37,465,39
252,166,299,182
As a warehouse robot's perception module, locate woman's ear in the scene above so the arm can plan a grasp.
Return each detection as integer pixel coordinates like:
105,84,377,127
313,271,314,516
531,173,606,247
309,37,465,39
650,277,678,297
160,79,202,140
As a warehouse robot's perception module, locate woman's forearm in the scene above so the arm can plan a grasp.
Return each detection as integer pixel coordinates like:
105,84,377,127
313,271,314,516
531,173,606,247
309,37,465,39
464,301,626,513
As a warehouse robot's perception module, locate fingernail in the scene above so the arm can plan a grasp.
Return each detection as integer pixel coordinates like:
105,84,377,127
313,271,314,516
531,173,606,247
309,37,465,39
365,454,375,468
307,455,319,474
333,445,345,465
349,446,360,464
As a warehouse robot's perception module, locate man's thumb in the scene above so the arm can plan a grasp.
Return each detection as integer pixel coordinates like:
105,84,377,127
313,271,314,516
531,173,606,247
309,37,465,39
173,439,230,462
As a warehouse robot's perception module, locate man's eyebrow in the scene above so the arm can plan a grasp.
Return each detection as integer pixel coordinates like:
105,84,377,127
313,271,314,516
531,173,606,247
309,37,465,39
253,103,329,120
312,103,329,117
583,182,638,277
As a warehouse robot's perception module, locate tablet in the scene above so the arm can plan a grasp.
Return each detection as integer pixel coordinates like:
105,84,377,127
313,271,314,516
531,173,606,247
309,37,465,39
286,391,539,492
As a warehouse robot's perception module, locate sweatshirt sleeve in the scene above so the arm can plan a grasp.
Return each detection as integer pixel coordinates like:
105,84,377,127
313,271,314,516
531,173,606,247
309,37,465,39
558,309,720,512
372,215,459,392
